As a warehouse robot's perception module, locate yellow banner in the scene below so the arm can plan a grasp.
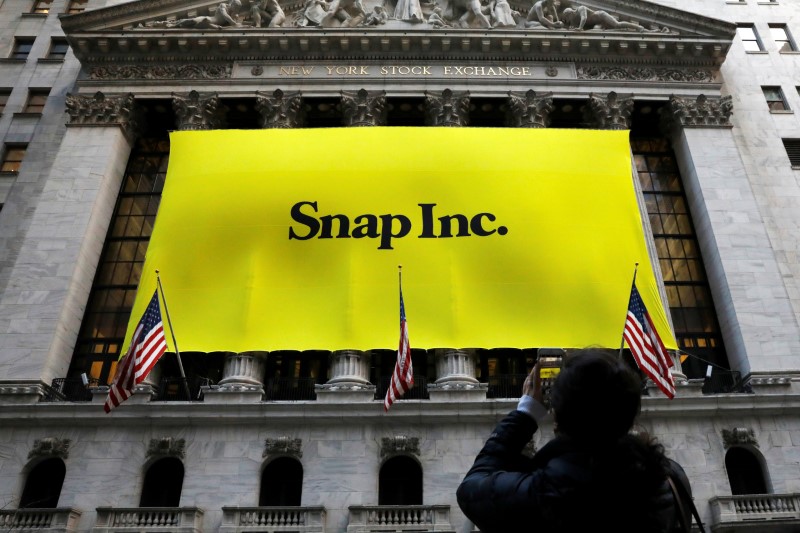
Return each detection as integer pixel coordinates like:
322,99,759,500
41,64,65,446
127,128,677,352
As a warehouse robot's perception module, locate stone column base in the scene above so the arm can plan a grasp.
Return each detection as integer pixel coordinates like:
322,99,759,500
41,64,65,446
427,382,487,401
315,383,376,403
202,384,264,403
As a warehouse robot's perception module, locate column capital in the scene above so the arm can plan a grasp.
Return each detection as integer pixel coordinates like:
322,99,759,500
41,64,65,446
664,94,733,129
255,89,305,129
425,89,470,127
172,90,226,131
65,92,143,141
507,90,554,128
341,89,387,127
585,91,634,130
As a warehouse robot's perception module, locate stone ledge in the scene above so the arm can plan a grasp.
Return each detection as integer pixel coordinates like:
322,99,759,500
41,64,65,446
0,380,48,404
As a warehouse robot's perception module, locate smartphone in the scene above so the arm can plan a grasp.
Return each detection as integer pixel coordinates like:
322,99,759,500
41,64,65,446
537,348,565,409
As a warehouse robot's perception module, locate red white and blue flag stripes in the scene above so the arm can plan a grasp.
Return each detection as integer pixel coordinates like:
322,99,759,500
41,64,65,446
384,288,414,412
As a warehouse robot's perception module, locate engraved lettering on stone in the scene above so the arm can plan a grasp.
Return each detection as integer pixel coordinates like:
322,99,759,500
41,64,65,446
585,91,633,130
89,65,231,81
577,66,714,84
425,89,469,127
722,428,758,448
172,90,226,130
381,435,420,458
29,438,71,460
256,89,304,128
666,94,733,128
147,437,186,458
263,436,303,458
65,92,142,139
341,89,387,126
507,90,553,128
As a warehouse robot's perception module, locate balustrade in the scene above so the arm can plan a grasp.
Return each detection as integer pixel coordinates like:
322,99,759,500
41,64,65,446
710,493,800,527
347,505,453,532
0,508,81,531
93,507,203,532
220,506,325,532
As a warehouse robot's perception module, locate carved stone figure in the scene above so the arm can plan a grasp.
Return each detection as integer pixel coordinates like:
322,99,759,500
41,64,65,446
427,6,450,27
320,0,367,27
381,435,420,458
525,0,562,29
256,89,304,128
146,437,186,458
149,0,243,28
561,5,659,32
296,0,329,25
250,0,286,27
264,436,303,458
394,0,423,22
490,0,518,28
341,89,387,126
364,5,388,25
28,438,71,460
458,0,491,28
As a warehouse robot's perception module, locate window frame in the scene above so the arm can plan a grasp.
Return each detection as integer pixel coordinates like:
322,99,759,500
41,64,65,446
0,89,11,115
23,89,49,114
769,24,798,52
30,0,53,14
10,38,35,60
46,38,69,60
65,0,88,14
762,86,791,112
737,24,766,52
1,144,28,174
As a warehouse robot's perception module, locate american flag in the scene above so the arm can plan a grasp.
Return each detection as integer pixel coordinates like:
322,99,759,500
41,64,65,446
104,290,168,413
623,284,675,399
384,288,414,412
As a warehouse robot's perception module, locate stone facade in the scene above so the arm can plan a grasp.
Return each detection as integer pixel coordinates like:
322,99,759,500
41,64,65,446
1,0,800,532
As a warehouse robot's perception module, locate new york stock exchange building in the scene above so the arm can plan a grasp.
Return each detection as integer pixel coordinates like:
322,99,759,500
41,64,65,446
3,0,800,530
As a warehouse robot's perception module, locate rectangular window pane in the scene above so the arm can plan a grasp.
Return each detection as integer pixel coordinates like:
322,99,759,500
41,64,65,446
31,0,52,13
66,0,88,13
770,25,796,52
47,39,69,59
24,89,49,113
0,90,10,113
1,145,27,173
11,38,34,60
738,25,764,51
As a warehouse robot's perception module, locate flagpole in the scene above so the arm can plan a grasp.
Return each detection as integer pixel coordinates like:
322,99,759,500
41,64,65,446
155,270,192,401
619,262,639,358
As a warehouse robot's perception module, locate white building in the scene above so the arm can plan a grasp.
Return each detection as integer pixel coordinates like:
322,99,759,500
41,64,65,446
1,0,800,531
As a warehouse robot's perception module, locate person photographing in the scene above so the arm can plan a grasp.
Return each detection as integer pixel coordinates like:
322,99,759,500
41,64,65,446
457,349,696,532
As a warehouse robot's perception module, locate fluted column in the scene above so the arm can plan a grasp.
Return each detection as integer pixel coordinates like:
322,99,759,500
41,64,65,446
172,90,226,130
341,89,387,126
315,350,376,403
425,89,470,127
256,89,304,128
427,348,487,400
585,91,633,130
204,351,267,403
506,90,554,128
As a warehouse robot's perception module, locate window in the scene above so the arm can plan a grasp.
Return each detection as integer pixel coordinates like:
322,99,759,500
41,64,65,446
264,350,329,400
24,89,49,113
11,38,35,60
65,0,88,13
140,457,184,507
260,458,303,506
0,89,10,114
725,448,769,495
737,24,764,52
632,138,728,379
20,458,66,508
379,456,422,505
30,0,53,13
47,39,69,60
781,139,800,167
1,145,27,173
769,24,796,52
762,86,789,111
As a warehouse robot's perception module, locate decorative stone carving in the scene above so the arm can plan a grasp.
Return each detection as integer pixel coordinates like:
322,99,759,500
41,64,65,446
65,92,142,139
507,90,554,128
147,437,186,458
320,0,368,28
89,65,231,81
172,91,226,130
256,89,304,128
665,94,733,128
341,89,387,127
722,428,758,449
28,438,71,460
425,89,469,127
585,91,633,130
577,66,714,84
263,436,303,458
145,0,244,28
524,0,671,32
381,435,420,458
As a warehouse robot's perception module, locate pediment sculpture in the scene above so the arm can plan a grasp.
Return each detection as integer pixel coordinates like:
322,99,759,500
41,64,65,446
139,0,675,31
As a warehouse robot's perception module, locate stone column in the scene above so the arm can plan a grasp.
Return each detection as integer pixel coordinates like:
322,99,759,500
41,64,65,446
315,350,375,403
341,89,387,126
172,90,226,130
585,91,634,130
425,89,470,127
255,89,304,128
204,351,267,403
663,94,800,384
0,92,141,403
506,90,554,128
427,349,487,401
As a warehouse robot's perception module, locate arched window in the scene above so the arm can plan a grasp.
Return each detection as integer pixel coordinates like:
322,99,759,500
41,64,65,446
725,447,769,495
379,456,422,505
140,457,184,507
20,458,66,508
260,457,303,506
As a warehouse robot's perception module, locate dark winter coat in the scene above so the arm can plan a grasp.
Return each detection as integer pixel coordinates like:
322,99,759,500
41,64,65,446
457,410,691,533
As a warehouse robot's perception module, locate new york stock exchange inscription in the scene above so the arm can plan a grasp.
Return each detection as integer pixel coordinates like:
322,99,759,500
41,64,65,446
237,62,572,80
